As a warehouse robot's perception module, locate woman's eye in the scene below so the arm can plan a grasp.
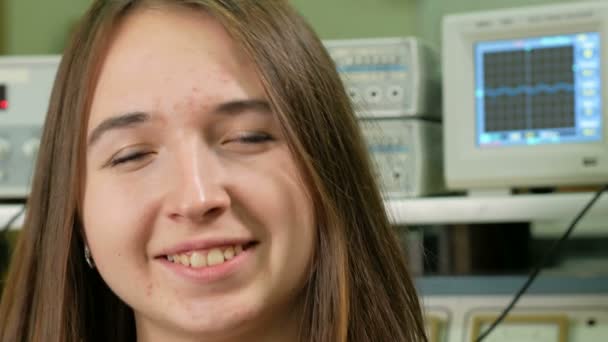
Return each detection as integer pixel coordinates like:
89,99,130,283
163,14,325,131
233,132,273,144
109,151,152,167
222,132,275,154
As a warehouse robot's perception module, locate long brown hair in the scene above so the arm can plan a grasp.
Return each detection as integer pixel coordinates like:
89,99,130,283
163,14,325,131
0,1,427,341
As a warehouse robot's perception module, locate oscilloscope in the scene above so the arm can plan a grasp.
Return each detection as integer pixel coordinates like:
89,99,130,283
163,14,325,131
443,1,608,191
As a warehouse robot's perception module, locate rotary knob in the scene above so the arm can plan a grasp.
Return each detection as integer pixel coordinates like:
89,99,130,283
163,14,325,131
22,138,40,158
0,139,10,160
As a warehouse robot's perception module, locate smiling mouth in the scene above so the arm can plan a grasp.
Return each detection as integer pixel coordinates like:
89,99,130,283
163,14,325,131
163,241,258,269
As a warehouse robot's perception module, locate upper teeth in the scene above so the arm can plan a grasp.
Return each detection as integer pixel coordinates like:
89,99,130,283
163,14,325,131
167,245,244,268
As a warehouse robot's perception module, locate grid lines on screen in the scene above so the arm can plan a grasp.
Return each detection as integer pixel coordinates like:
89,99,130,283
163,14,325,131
482,46,575,132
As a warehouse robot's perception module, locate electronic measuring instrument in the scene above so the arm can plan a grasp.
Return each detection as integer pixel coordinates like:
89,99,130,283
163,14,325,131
420,276,608,342
443,1,608,191
0,56,60,199
324,37,444,198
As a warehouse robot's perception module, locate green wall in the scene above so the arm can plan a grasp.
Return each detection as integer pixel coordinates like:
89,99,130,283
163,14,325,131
2,0,417,55
4,0,92,55
290,0,416,40
0,0,590,54
0,0,6,54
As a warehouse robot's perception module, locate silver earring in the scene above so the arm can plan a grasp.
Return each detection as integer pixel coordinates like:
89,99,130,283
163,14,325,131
84,244,95,269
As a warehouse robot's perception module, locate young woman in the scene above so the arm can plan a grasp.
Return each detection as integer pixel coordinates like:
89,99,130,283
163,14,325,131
0,1,427,341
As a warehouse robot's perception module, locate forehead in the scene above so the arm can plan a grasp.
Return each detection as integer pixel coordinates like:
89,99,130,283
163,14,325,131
105,6,245,68
88,5,264,129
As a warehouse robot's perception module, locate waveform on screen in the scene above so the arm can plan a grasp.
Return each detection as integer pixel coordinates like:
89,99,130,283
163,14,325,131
482,82,574,97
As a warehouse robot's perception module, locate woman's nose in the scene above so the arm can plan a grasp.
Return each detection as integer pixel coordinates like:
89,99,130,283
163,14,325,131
165,142,231,224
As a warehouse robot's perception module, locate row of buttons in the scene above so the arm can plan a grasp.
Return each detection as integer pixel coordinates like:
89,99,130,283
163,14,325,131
348,85,406,104
337,54,403,66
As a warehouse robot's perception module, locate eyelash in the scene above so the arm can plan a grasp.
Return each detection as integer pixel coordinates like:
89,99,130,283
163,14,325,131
108,133,273,167
109,151,151,167
234,132,273,144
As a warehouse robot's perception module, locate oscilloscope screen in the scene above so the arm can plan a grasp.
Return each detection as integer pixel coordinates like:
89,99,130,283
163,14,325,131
474,32,602,147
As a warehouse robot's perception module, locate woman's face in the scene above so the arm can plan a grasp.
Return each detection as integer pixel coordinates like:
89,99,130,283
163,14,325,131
82,7,315,341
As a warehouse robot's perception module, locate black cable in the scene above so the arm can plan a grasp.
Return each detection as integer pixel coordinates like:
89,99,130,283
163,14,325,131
476,184,608,342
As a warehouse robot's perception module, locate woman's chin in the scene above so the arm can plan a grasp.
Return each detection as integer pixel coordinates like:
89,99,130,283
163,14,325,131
140,302,262,339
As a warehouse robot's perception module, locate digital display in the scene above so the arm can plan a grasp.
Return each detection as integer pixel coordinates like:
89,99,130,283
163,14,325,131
474,32,602,147
0,85,7,110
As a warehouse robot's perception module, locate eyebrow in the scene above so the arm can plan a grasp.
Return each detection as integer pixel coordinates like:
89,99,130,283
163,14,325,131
215,99,271,116
87,111,150,147
87,99,272,148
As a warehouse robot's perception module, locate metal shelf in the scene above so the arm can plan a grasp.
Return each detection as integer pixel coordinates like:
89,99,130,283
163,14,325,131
2,191,608,229
385,191,608,225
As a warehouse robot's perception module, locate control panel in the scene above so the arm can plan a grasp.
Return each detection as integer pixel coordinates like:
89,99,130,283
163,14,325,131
360,118,444,198
424,296,608,342
0,56,59,199
325,37,444,198
420,276,608,342
324,37,441,119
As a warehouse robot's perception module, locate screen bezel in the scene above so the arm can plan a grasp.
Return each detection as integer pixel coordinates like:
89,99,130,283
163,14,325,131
443,6,608,189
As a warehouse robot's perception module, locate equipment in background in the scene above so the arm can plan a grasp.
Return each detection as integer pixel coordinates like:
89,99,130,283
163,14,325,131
443,1,608,192
0,56,59,199
420,276,608,342
418,276,608,342
360,118,443,199
324,37,444,198
325,37,440,119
